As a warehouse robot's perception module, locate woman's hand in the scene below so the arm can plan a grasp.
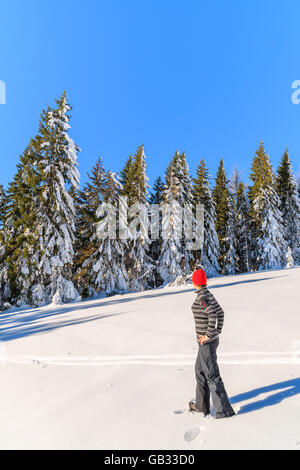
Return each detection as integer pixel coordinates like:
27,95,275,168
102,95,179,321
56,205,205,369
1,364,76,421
198,335,209,345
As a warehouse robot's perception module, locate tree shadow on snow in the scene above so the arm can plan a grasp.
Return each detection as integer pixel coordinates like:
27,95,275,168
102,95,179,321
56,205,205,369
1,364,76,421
0,309,132,342
209,275,287,290
0,274,286,343
230,377,300,414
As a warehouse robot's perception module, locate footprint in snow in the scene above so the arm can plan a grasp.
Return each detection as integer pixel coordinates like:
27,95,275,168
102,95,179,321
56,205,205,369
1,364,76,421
174,408,210,417
174,409,185,415
173,408,198,415
184,426,205,442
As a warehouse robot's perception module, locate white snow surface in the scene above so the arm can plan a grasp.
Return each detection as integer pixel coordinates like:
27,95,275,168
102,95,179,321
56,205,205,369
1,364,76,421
0,267,300,450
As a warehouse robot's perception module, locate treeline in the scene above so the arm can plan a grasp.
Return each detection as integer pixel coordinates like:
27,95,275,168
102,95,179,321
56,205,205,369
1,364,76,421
0,93,300,310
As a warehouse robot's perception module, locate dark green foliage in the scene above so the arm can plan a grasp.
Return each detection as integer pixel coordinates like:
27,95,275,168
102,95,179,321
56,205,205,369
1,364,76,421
235,182,250,273
192,159,220,275
249,142,286,269
212,159,235,273
0,185,6,225
249,141,273,213
74,157,107,297
2,140,41,304
149,176,165,205
276,149,300,263
120,154,134,202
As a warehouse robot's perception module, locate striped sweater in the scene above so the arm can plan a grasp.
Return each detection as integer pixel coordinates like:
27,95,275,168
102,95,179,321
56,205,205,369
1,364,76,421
191,287,225,341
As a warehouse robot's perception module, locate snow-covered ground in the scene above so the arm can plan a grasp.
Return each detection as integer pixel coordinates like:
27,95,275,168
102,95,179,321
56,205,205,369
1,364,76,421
0,267,300,450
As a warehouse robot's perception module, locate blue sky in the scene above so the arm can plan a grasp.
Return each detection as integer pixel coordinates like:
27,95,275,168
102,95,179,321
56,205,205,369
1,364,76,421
1,0,300,190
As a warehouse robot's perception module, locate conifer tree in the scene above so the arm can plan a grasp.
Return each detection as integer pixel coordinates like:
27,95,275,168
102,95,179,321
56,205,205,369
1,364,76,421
75,158,129,296
120,155,135,203
286,246,294,268
249,142,286,270
0,240,6,311
228,167,242,218
212,159,236,274
0,185,8,310
235,182,251,273
157,150,195,283
149,176,165,205
223,195,236,274
1,141,41,305
158,152,184,283
0,185,5,224
229,167,241,197
94,170,129,294
74,157,107,297
192,159,220,276
121,145,156,290
276,150,300,265
296,173,300,199
0,253,5,311
1,92,80,308
148,176,165,285
34,92,80,304
179,151,194,205
0,182,15,307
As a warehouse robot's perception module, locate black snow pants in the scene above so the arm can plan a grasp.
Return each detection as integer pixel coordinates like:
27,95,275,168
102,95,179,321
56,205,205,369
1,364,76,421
195,338,234,418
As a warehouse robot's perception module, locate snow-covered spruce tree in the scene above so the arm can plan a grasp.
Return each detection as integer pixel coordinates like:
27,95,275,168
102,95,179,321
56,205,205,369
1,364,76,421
157,150,195,284
0,185,5,223
192,159,220,276
148,176,165,286
177,151,196,269
119,154,134,201
0,184,9,310
212,159,236,275
249,142,286,270
149,176,165,205
224,194,237,274
34,92,80,304
0,244,5,311
120,145,156,291
276,149,300,265
0,181,17,307
235,182,251,273
74,157,107,297
179,151,194,206
228,166,242,218
75,158,128,296
228,168,251,273
228,167,241,202
0,239,6,311
285,246,294,268
1,140,42,306
297,173,300,199
94,170,129,294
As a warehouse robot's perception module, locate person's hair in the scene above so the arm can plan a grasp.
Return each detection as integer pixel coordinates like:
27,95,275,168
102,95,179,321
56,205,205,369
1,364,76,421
193,283,207,288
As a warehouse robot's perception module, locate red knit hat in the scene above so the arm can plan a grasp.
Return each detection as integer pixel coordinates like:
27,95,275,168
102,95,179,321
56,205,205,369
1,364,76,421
192,269,207,286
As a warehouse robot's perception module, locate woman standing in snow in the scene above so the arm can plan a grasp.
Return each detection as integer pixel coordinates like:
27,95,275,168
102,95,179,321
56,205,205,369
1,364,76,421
189,268,235,419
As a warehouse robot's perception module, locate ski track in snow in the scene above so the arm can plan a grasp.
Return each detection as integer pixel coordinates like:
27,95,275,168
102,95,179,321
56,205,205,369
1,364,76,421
0,351,299,367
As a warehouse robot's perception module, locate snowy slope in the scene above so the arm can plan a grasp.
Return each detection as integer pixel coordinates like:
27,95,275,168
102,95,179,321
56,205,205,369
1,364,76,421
0,267,300,450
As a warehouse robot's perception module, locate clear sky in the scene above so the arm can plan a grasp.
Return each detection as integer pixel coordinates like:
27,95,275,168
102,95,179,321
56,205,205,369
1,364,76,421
1,0,300,190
